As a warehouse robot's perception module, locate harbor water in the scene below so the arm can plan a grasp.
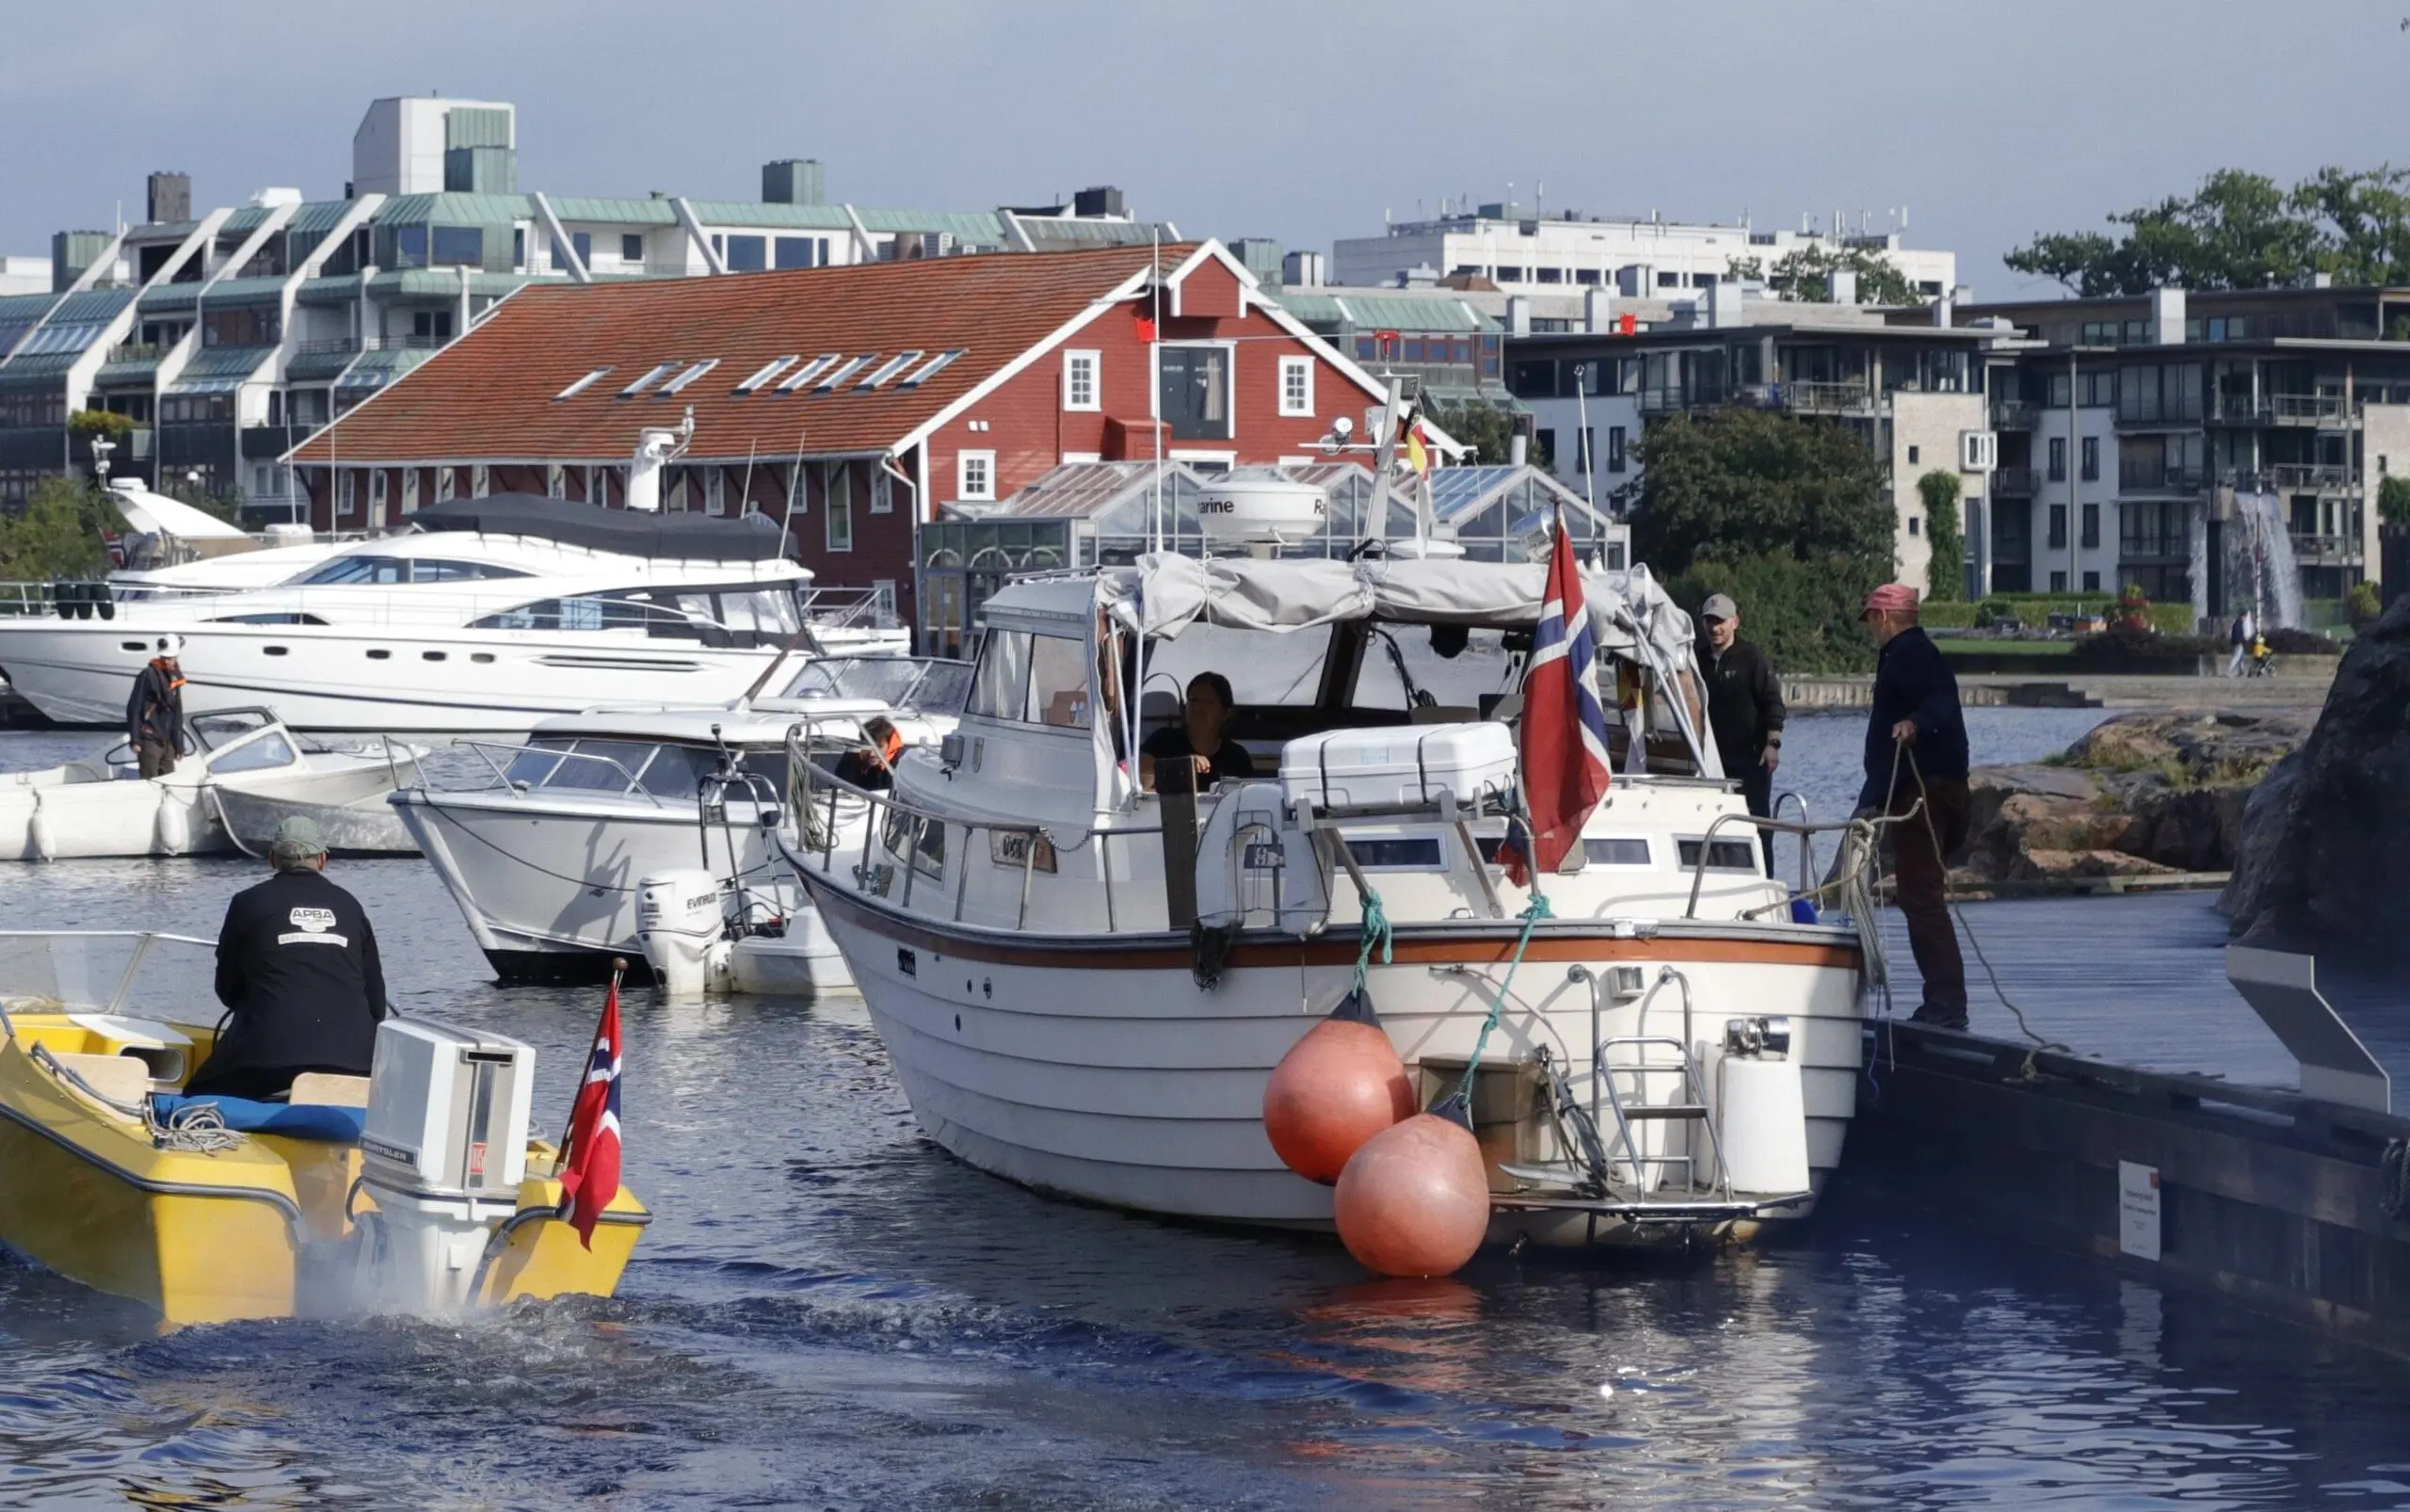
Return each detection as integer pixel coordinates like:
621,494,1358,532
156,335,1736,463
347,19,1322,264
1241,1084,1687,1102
4,716,2408,1509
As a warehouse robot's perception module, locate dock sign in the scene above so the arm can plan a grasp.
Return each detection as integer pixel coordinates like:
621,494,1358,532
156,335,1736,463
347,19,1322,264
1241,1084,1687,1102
2117,1161,2161,1263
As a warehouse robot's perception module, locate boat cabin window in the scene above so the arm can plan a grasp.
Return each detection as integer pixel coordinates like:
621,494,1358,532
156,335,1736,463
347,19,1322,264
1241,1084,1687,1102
207,732,297,774
295,556,529,586
968,630,1032,721
1678,838,1759,873
782,656,970,713
637,743,720,799
473,596,662,633
208,612,330,625
542,740,659,793
1583,837,1652,866
1349,836,1444,870
1024,634,1091,728
504,736,570,787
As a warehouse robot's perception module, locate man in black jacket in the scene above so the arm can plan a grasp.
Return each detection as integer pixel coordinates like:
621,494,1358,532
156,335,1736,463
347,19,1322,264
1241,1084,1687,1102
1856,583,1971,1029
1697,593,1787,872
125,634,189,779
185,816,389,1102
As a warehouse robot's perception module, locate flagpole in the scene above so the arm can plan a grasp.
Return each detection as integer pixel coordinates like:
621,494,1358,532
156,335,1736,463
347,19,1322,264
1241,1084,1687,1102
556,957,625,1167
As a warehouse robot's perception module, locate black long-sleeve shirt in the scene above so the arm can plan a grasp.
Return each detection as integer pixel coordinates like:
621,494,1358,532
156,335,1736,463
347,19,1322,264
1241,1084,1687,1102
1701,636,1787,776
125,660,185,748
1857,625,1968,812
189,869,388,1096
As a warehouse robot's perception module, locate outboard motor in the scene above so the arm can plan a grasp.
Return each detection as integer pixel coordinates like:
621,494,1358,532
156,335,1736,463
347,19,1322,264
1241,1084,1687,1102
636,870,731,998
357,1018,537,1312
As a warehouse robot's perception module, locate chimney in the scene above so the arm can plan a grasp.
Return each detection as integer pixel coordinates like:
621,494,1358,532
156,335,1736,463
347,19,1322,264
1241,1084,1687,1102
1072,185,1125,218
1509,410,1535,468
1710,281,1743,328
147,171,190,225
2151,285,2187,344
763,158,825,205
1506,296,1531,336
1829,269,1857,306
1584,286,1615,333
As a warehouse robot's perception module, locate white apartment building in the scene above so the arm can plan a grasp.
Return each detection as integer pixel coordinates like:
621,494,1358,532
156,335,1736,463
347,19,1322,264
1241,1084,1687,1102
1335,205,1958,310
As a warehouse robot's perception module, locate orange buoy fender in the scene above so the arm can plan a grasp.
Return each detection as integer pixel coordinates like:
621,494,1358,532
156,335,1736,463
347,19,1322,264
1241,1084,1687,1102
1261,988,1414,1184
1331,1112,1492,1279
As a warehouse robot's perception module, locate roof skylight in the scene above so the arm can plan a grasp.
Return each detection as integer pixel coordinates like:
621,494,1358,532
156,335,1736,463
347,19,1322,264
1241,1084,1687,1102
858,350,924,390
555,367,613,400
813,353,876,392
620,361,680,396
735,355,800,394
775,353,842,393
898,349,966,388
659,357,720,395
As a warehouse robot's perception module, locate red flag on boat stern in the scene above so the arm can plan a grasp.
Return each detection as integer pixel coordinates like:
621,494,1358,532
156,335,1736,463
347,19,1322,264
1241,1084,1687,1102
1499,511,1613,888
556,976,624,1249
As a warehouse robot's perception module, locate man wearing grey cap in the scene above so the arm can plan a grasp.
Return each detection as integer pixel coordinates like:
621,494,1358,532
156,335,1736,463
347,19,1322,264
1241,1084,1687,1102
1695,592,1787,872
184,816,389,1102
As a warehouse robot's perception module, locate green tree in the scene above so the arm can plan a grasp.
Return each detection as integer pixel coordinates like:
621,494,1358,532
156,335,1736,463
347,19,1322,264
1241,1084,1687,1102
1631,408,1893,574
1669,553,1884,675
1422,398,1546,467
2379,473,2410,529
0,475,111,580
1731,244,1924,306
2001,165,2410,295
1917,469,1964,602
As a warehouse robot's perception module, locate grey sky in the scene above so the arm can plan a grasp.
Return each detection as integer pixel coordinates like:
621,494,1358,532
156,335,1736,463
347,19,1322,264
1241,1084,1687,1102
7,0,2408,298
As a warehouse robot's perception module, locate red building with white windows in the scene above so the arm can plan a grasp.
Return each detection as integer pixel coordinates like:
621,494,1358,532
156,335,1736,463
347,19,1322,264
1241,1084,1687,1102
287,241,1446,636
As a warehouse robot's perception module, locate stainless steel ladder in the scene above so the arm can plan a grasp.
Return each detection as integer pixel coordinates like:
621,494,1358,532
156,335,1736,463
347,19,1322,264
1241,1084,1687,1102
1596,1035,1731,1203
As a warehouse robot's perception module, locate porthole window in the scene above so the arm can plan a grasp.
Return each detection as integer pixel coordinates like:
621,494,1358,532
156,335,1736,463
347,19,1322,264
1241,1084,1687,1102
366,649,392,660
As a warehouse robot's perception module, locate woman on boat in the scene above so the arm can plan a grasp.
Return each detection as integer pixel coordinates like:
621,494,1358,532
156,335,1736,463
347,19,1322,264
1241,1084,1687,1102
1140,671,1257,796
833,716,904,792
185,816,390,1102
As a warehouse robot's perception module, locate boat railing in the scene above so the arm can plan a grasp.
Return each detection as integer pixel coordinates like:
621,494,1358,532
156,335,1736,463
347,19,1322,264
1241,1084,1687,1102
446,740,669,808
1680,809,1880,920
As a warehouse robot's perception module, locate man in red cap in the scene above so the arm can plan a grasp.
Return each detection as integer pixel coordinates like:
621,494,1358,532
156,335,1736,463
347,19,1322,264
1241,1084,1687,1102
1856,583,1970,1028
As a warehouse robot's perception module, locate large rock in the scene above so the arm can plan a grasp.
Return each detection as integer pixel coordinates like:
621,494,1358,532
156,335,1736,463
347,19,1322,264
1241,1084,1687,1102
1954,710,2313,884
2221,594,2410,944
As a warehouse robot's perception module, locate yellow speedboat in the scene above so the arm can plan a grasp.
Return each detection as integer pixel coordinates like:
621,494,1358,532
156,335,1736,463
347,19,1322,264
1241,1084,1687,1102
0,930,648,1328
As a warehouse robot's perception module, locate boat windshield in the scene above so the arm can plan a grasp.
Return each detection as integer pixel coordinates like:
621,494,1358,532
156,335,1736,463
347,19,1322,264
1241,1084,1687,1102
780,655,970,712
499,737,786,800
0,930,216,1019
290,556,530,586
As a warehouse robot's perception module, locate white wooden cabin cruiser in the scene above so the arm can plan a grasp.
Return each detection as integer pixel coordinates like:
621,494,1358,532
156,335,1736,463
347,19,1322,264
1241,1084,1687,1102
781,552,1876,1250
395,655,967,984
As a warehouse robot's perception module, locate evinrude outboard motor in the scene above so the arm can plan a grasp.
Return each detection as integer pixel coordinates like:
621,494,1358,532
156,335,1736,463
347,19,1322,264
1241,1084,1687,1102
357,1017,536,1311
636,870,731,997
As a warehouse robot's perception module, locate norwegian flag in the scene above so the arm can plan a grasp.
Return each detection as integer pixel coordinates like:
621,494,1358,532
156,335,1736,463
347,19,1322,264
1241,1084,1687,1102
555,977,623,1249
1499,512,1613,887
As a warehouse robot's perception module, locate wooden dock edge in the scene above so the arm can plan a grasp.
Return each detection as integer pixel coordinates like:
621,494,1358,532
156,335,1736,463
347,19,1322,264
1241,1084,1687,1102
1842,1021,2410,1360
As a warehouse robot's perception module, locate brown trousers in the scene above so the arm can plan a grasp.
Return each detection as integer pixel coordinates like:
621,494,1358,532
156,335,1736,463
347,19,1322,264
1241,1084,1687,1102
137,737,177,779
1887,777,1968,1012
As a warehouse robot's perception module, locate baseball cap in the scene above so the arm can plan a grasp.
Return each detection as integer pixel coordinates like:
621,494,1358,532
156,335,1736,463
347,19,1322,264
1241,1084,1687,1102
1699,592,1737,622
270,815,329,859
1859,583,1921,619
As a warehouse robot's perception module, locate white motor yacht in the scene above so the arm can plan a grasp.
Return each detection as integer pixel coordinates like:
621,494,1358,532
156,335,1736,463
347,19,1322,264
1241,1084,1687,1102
779,549,1878,1250
0,707,423,861
394,654,967,984
0,493,902,733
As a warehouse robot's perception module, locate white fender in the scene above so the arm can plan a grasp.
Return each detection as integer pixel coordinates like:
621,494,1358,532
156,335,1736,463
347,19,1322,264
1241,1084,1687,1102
26,790,54,863
153,789,195,856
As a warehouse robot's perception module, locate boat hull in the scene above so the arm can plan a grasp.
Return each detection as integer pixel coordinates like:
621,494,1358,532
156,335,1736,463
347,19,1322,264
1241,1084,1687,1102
0,621,907,734
803,876,1864,1246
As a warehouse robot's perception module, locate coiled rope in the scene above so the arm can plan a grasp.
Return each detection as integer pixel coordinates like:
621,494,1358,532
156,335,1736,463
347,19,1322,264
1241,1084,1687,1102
147,1097,245,1153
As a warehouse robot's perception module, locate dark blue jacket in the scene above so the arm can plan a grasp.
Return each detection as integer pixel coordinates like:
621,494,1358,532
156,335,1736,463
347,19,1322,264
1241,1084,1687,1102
1857,625,1968,812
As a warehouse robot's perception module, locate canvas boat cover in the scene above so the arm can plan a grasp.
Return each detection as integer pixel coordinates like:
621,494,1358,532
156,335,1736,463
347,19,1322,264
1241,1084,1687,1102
1064,553,1698,671
408,494,792,563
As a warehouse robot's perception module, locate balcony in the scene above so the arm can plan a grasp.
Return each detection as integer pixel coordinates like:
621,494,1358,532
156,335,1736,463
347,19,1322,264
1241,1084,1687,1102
2210,392,2355,426
104,341,169,364
2268,462,2355,493
1775,379,1875,416
2117,461,2208,494
2290,532,2363,566
241,424,323,459
293,338,361,357
1991,466,2038,497
1991,399,2038,429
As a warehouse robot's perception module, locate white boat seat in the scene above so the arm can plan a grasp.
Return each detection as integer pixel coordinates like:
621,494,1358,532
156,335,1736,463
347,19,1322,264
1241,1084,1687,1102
48,1052,151,1118
288,1072,371,1108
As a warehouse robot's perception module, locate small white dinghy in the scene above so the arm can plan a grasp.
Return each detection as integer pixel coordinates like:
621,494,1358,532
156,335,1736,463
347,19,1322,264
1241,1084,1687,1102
0,708,422,861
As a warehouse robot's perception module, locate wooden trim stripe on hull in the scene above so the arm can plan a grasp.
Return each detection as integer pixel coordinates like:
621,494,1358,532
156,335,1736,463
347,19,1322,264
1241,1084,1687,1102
798,870,1862,973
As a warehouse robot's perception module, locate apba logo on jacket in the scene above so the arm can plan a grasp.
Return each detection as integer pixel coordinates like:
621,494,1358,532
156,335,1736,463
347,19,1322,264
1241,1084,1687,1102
279,906,347,946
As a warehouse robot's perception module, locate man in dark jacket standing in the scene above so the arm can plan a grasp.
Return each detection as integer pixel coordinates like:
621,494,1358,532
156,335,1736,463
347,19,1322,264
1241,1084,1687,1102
1856,583,1972,1029
125,633,189,778
1696,592,1787,872
185,816,389,1102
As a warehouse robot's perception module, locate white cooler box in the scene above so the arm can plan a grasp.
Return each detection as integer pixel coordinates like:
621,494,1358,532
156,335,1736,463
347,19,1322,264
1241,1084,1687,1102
1278,722,1516,812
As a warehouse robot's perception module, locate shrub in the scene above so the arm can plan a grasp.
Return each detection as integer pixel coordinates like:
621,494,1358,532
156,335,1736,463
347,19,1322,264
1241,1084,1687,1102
2347,579,2384,627
1974,597,2017,628
2262,626,2340,655
2067,624,2224,670
1670,550,1883,674
1918,470,1964,603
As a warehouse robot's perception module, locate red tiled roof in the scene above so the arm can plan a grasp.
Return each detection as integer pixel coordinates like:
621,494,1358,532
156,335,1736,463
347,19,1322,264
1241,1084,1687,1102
293,244,1193,465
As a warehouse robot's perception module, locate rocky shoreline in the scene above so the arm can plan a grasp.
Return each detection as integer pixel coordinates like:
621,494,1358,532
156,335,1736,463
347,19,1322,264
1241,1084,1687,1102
1951,710,2316,887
